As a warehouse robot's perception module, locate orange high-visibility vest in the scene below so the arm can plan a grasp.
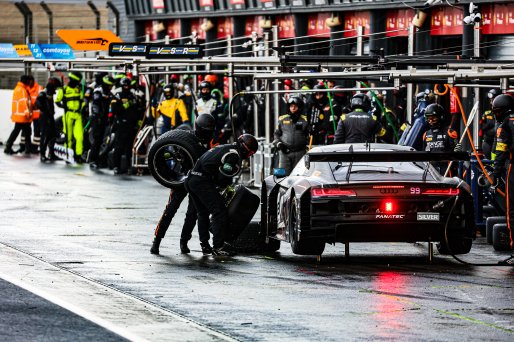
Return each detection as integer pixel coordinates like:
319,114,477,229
29,82,43,120
11,82,32,123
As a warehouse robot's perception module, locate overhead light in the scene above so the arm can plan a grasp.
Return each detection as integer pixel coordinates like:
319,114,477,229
326,13,341,28
200,19,214,32
412,10,428,28
259,17,272,29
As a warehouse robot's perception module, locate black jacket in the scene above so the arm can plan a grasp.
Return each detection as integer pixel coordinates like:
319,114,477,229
334,109,386,144
192,144,241,187
274,113,309,151
493,116,514,178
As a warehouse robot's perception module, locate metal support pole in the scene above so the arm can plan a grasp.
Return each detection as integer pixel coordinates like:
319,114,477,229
428,240,433,264
407,25,415,125
356,26,363,89
264,31,271,143
252,31,259,138
164,35,170,84
106,1,120,36
87,1,101,30
15,1,33,45
345,241,349,258
191,32,198,96
473,21,481,149
227,35,234,101
40,1,53,44
272,25,280,133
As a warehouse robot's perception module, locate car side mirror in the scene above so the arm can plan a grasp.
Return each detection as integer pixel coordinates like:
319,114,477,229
273,168,287,178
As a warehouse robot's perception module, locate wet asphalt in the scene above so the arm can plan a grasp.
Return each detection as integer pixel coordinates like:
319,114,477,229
0,149,513,341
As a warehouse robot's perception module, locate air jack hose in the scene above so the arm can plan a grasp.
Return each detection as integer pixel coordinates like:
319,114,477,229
360,82,399,141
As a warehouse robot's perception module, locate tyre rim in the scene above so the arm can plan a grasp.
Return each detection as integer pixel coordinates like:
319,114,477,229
153,143,194,185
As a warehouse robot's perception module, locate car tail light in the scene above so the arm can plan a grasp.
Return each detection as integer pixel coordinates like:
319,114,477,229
421,188,460,196
382,200,395,212
311,188,356,197
372,185,405,189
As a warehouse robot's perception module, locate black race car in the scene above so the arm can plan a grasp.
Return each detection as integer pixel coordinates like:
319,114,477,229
260,144,475,256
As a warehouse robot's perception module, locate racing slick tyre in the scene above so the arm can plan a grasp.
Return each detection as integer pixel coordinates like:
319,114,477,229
232,221,281,253
437,212,473,255
148,129,204,189
226,185,260,242
289,198,325,256
492,223,511,251
486,216,506,244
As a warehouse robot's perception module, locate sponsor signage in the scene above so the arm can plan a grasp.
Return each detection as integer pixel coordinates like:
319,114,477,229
417,212,440,221
14,44,32,57
376,214,405,219
200,0,214,11
277,15,295,39
151,0,165,9
386,9,414,37
482,4,514,35
217,17,234,39
145,45,203,59
0,43,19,58
431,6,463,36
109,43,147,57
56,30,122,51
229,0,245,10
344,11,371,38
260,0,276,9
28,44,74,59
307,13,331,38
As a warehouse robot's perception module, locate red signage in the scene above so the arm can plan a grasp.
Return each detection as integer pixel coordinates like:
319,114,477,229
482,4,514,35
307,13,331,38
151,0,164,9
344,11,371,38
217,17,234,39
431,6,463,36
386,9,414,37
144,21,157,41
191,19,206,40
200,0,214,6
245,16,263,36
230,0,245,4
167,19,180,40
276,15,295,39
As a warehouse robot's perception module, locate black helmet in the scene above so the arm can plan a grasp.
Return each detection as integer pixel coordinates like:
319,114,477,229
120,77,131,88
237,133,258,159
94,72,108,85
194,113,216,143
46,77,62,95
199,81,211,90
333,85,347,102
492,94,514,122
102,75,115,87
287,96,304,111
199,81,211,100
163,83,174,99
488,88,501,100
424,103,445,122
350,93,371,111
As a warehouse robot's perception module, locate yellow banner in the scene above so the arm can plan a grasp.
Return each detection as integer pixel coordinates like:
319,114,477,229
14,44,32,57
56,30,122,51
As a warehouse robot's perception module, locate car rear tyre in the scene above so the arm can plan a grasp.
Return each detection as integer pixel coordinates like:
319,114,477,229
148,129,204,189
437,212,472,255
289,198,325,256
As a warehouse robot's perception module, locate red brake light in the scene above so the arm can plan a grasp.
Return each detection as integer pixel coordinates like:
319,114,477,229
382,200,395,212
421,188,460,196
311,188,356,197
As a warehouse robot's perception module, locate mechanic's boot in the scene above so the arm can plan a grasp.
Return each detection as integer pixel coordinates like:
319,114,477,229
212,243,236,257
180,239,190,254
3,144,15,155
150,237,161,255
200,242,213,255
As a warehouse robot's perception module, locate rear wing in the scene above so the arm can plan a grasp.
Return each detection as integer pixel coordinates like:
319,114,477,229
305,151,469,169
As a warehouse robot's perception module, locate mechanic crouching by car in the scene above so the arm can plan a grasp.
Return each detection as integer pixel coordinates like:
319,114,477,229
334,93,388,144
489,94,514,257
422,104,461,175
151,114,217,255
273,96,309,175
185,134,258,256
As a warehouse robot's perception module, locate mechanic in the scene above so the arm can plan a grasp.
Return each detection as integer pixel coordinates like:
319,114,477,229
151,114,217,255
306,84,341,145
490,94,514,256
480,89,501,159
185,133,258,256
89,75,115,169
36,77,61,162
273,96,309,175
56,71,85,163
422,103,461,175
4,75,33,155
334,93,387,144
28,75,42,154
156,83,189,135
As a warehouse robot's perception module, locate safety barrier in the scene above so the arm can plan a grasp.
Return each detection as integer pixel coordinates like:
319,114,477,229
251,141,275,188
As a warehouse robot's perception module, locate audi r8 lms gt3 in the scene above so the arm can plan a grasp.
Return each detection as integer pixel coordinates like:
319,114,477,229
260,144,474,256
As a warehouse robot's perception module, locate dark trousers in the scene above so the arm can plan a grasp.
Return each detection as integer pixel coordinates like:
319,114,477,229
185,175,227,249
113,123,132,171
89,120,106,164
6,123,32,149
33,119,40,146
39,114,56,157
483,139,493,160
154,187,209,243
506,164,514,249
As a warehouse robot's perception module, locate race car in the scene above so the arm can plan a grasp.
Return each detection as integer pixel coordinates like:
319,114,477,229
260,143,475,256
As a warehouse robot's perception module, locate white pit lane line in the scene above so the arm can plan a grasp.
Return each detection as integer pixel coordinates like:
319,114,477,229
0,243,236,342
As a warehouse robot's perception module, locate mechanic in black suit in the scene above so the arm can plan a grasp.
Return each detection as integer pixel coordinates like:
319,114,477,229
334,93,387,144
490,94,514,256
185,134,258,256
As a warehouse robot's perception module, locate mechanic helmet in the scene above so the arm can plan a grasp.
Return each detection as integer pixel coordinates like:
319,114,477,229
488,88,501,101
102,75,115,89
492,94,514,122
120,77,132,92
424,103,445,127
287,96,304,114
170,74,179,83
350,93,371,111
163,83,175,100
194,113,216,144
415,91,426,104
46,77,62,95
283,79,293,88
94,72,108,85
198,81,212,100
236,133,258,159
67,71,82,87
333,85,347,102
205,74,218,86
313,83,327,102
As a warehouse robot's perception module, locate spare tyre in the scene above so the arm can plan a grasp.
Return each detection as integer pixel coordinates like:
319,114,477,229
148,129,204,189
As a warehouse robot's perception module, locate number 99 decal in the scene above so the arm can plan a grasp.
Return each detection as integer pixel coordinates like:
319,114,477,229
410,187,421,195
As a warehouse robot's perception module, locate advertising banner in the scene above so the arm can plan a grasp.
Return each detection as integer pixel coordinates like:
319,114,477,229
0,44,19,58
146,45,203,59
14,44,32,57
344,11,371,38
386,9,414,37
109,43,147,57
430,6,463,36
56,30,122,51
28,44,74,59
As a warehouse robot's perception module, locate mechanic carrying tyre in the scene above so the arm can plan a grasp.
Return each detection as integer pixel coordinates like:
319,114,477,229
273,96,309,175
488,94,514,262
151,114,216,255
185,133,258,256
